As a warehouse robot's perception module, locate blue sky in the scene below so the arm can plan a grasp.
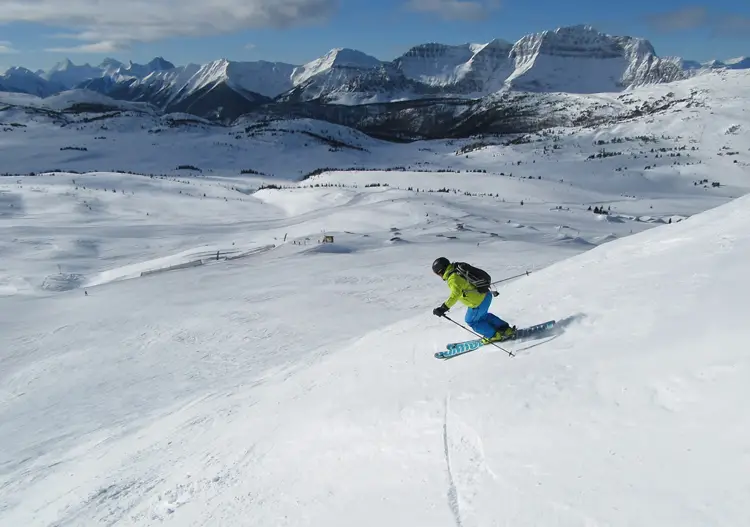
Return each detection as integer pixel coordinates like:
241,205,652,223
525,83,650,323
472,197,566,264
0,0,748,72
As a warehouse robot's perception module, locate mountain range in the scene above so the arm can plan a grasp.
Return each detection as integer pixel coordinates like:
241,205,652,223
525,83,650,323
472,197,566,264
1,25,747,126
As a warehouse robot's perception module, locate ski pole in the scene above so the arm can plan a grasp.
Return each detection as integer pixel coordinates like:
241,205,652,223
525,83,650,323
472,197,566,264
442,315,514,357
488,270,531,297
490,270,531,287
466,270,532,296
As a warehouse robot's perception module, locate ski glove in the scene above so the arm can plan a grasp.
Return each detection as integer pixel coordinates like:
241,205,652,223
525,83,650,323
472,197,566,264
433,304,449,317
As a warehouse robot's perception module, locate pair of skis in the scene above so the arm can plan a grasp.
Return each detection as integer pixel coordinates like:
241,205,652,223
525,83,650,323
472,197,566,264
434,320,556,360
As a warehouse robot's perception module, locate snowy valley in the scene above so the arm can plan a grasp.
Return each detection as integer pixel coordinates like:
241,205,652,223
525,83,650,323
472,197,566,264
1,51,749,526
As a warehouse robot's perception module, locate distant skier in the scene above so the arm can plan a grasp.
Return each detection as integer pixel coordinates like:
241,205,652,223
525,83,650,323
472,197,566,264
431,257,515,344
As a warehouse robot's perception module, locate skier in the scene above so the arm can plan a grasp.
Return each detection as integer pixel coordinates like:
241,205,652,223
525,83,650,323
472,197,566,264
431,257,515,343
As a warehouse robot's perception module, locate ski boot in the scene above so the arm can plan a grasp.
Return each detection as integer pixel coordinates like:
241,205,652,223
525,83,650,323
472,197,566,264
481,325,517,345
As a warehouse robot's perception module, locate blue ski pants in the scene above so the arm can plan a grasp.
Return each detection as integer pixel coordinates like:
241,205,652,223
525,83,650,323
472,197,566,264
465,293,508,338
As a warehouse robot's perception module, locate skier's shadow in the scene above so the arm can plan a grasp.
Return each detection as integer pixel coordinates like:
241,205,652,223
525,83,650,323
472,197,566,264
550,313,587,332
516,333,561,352
513,313,586,352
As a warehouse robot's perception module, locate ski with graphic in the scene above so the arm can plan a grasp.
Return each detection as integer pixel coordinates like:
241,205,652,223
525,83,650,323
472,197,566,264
434,320,556,360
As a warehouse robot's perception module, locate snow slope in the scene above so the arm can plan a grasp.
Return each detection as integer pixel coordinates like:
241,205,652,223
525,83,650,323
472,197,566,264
1,167,748,524
0,96,384,178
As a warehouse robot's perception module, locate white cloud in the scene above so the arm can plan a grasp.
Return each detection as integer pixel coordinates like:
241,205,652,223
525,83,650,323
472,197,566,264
0,40,18,53
645,7,750,37
245,43,257,50
404,0,500,21
645,6,709,31
0,0,338,51
46,41,125,53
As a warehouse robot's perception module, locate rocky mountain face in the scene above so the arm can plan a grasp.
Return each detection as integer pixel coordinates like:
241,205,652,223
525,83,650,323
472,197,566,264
503,27,685,92
274,27,694,105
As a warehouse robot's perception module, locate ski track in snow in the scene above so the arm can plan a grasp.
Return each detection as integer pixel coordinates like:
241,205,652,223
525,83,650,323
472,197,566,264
443,394,499,527
1,71,750,526
443,395,463,527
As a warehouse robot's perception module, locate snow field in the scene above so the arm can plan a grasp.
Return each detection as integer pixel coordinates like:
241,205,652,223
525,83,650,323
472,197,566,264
4,161,722,298
2,192,748,525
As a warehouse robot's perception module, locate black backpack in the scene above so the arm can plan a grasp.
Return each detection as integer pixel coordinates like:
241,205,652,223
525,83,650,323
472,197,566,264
453,262,491,294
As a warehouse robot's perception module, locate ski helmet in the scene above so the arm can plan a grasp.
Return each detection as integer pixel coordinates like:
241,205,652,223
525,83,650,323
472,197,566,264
432,257,450,276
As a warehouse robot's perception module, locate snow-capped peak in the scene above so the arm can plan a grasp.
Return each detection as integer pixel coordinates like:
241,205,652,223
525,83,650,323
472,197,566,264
393,39,514,90
1,66,62,97
511,25,654,62
98,58,125,76
40,59,103,89
2,66,49,81
4,66,35,75
472,38,514,54
51,58,75,71
673,56,750,73
99,57,123,68
147,57,174,70
1,24,745,111
114,57,176,79
722,57,750,69
321,48,382,69
155,58,296,100
505,25,681,93
292,48,382,86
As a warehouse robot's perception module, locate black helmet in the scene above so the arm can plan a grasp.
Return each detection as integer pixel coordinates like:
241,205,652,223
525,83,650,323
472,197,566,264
432,257,450,276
